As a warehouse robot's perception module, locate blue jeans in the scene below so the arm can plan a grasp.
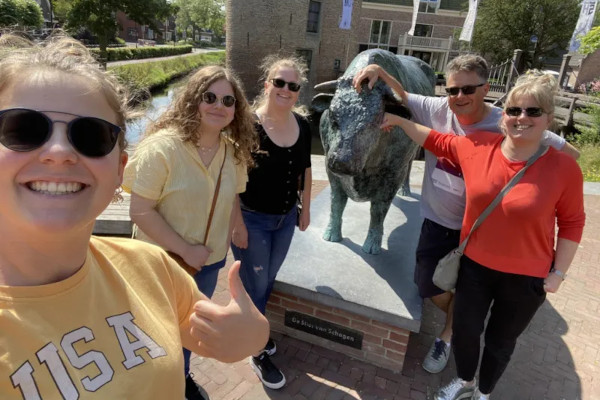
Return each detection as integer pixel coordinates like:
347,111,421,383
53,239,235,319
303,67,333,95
231,207,297,314
183,256,226,376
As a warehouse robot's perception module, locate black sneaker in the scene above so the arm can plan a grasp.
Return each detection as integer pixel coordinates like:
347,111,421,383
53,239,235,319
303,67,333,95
250,352,286,389
264,338,276,356
185,374,209,400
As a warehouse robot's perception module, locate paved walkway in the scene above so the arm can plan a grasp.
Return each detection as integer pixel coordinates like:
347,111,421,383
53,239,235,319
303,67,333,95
188,170,600,399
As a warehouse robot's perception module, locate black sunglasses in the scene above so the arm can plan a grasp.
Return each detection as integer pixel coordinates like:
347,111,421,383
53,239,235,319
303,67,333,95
505,106,545,118
444,83,486,96
201,91,236,107
0,108,121,158
270,78,301,92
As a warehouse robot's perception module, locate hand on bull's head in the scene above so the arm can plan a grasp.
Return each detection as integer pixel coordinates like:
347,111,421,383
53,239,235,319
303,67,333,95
353,64,383,93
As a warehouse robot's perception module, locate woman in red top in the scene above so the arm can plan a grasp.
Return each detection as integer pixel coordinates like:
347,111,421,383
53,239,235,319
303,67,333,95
381,73,585,400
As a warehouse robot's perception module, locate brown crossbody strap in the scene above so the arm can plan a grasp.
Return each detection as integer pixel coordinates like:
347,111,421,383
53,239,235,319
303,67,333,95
203,143,227,245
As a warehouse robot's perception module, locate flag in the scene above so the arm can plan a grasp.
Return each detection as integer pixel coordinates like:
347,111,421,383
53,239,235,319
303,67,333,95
459,0,479,42
408,0,420,35
339,0,354,30
569,0,599,52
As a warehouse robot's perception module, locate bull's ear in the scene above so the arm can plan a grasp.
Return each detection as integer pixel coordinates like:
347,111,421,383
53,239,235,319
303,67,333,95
311,93,334,113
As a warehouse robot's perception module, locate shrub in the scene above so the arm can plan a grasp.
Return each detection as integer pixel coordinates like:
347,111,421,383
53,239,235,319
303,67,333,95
574,78,600,146
89,45,193,62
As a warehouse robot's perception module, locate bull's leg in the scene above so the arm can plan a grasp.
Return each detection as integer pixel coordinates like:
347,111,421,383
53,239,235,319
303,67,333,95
362,199,393,254
399,160,412,196
323,178,348,242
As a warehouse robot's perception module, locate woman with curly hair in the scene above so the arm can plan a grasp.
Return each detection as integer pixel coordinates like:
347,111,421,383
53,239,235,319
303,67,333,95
122,65,258,399
231,55,312,390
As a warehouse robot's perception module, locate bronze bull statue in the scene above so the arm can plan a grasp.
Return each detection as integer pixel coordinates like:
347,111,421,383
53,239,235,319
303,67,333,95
313,49,435,254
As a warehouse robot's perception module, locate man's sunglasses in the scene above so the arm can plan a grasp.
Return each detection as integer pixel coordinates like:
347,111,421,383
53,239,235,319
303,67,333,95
444,83,486,96
270,78,301,92
0,108,121,158
201,91,236,108
505,107,545,118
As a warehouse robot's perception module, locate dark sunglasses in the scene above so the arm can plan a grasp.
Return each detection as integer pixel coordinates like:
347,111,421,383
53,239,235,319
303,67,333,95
444,83,486,96
505,106,545,118
0,108,121,158
201,91,236,107
270,78,301,92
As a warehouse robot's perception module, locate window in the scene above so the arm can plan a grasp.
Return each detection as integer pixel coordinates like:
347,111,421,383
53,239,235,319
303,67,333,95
369,20,392,49
296,49,313,73
307,1,321,33
414,24,433,37
419,0,439,13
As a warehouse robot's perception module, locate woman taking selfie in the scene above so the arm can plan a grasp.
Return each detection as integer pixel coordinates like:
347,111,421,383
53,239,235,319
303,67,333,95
0,34,268,400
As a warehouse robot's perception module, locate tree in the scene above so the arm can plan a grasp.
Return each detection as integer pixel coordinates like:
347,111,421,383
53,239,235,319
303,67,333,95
65,0,173,63
579,26,600,56
0,0,44,29
471,0,580,68
174,0,224,42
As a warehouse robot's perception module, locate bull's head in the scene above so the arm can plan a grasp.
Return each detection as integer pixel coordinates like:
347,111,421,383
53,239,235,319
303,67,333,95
313,55,412,177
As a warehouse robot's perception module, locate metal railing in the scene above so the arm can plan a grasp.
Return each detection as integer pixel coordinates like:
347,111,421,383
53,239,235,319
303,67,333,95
399,33,453,50
487,49,523,97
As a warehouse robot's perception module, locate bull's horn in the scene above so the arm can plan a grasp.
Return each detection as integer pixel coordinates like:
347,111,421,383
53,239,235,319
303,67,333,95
314,80,337,93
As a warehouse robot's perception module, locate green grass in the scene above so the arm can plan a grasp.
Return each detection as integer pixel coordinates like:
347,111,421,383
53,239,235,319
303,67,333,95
109,51,225,93
577,144,600,182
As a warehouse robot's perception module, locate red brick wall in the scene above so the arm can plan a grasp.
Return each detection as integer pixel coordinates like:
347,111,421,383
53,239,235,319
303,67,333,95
266,290,411,372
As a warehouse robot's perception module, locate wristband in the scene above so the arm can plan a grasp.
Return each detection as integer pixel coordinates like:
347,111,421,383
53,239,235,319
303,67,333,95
550,268,567,280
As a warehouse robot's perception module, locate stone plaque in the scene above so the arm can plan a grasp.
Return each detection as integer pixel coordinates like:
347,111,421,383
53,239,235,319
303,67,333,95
284,311,363,349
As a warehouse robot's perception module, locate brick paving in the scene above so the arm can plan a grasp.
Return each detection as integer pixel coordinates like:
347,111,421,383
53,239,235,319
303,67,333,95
190,182,600,400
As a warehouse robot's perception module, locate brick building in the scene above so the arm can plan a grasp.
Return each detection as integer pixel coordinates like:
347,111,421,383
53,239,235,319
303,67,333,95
226,0,468,103
116,11,176,44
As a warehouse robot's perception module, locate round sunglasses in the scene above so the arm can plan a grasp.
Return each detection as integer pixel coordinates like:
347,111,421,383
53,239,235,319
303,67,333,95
505,107,545,117
0,108,121,158
201,91,236,108
270,78,301,92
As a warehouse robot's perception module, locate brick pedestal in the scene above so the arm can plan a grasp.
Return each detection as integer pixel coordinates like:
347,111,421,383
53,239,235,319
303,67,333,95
266,290,411,372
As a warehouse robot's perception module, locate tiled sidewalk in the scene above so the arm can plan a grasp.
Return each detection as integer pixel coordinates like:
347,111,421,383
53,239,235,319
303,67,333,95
190,184,600,400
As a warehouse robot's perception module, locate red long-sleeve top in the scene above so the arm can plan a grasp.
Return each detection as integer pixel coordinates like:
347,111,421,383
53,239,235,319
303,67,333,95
424,130,585,278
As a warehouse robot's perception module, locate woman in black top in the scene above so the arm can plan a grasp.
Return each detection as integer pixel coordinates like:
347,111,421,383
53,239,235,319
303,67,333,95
231,55,312,390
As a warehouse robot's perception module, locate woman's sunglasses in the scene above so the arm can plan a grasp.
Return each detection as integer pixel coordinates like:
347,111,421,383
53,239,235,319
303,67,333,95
270,78,301,92
0,108,121,158
444,83,486,96
201,91,236,107
505,107,545,117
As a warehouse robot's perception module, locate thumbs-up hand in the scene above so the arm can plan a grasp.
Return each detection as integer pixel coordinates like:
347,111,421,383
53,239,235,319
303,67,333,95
189,261,269,363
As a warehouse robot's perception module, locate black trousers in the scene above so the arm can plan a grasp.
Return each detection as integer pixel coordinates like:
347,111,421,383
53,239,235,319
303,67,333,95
452,256,547,394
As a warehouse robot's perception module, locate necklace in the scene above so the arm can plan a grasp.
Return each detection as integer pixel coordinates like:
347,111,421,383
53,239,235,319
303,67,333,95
197,140,219,154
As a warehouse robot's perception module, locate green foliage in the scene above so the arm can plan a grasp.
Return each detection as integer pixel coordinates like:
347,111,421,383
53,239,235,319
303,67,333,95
472,0,580,67
109,51,224,92
577,144,600,182
574,96,600,147
579,26,600,56
65,0,174,61
174,0,224,40
0,0,43,28
51,0,73,24
89,44,192,62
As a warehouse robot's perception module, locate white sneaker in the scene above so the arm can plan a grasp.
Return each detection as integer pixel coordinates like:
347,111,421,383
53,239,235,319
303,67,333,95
472,387,490,400
423,338,450,373
435,377,476,400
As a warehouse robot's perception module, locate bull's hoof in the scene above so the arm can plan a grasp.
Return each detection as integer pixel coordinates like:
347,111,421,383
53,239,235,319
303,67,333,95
362,235,382,254
398,183,411,196
323,225,343,242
